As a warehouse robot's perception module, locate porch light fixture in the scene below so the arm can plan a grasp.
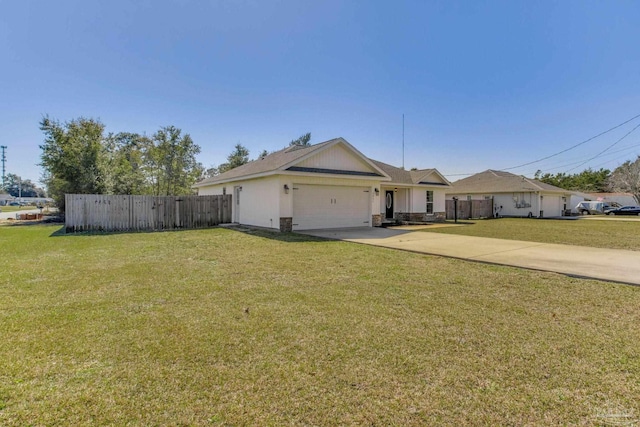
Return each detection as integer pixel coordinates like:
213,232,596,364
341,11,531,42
374,188,379,195
394,187,398,192
284,184,290,194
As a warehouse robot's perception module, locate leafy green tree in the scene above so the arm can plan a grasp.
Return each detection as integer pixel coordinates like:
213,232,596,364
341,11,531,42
289,132,311,147
218,144,250,174
40,117,205,204
39,116,109,210
608,156,640,204
4,173,46,198
202,165,220,179
147,126,203,196
534,168,611,192
104,132,152,195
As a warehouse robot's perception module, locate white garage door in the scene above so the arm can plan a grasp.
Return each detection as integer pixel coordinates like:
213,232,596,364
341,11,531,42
541,195,562,217
292,184,371,230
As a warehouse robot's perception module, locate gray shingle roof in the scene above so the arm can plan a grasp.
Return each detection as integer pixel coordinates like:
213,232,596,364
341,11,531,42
369,160,449,186
450,170,569,193
194,137,449,188
194,139,337,187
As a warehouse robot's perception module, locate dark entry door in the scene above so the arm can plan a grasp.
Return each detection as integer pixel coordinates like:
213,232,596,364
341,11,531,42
385,190,394,219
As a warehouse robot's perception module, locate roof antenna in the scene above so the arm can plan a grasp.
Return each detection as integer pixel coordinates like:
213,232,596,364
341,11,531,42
402,114,405,170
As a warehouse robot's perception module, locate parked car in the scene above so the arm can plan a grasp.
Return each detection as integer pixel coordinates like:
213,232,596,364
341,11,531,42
605,206,640,216
9,202,20,206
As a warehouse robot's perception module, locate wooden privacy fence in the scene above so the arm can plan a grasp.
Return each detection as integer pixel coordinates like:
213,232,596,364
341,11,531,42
446,199,493,220
65,194,232,233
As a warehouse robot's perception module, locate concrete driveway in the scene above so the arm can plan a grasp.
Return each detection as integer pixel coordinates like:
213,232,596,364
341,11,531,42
578,215,640,222
0,208,57,221
299,227,640,286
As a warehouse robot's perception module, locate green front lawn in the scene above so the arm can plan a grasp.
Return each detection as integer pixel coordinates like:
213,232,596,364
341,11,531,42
0,225,638,425
0,205,37,212
423,218,640,251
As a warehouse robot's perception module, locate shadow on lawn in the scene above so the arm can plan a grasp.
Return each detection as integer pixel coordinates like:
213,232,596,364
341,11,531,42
48,223,325,243
224,225,328,243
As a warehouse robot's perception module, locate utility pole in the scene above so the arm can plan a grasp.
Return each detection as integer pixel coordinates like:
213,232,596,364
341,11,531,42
0,145,6,190
402,114,405,170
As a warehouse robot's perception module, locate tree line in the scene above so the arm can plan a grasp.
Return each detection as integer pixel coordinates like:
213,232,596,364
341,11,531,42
40,116,638,211
203,132,311,178
2,173,47,198
39,117,203,211
534,158,640,204
38,115,313,212
534,168,611,192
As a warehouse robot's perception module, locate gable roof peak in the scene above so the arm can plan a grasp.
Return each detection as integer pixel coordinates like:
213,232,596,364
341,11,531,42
369,159,450,186
194,137,388,187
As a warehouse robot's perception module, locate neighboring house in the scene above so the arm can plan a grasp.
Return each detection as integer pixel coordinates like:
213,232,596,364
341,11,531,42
587,192,637,206
0,194,51,206
0,193,14,206
194,137,451,231
447,170,572,218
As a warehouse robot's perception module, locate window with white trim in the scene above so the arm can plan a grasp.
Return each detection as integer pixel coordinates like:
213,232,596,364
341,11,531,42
426,190,434,214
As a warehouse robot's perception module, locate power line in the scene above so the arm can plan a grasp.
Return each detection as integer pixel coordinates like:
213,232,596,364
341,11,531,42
443,113,640,178
588,149,640,170
501,112,640,171
564,121,640,173
520,142,640,176
444,172,475,177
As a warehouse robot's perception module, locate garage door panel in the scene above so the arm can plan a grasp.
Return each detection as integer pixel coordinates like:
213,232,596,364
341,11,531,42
293,184,370,230
542,196,561,217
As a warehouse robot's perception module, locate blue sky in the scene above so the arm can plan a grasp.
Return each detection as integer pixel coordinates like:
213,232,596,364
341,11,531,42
1,0,639,184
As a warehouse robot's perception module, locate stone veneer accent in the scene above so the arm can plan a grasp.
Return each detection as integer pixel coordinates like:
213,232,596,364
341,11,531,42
372,214,382,227
395,212,446,223
279,217,292,232
432,211,446,222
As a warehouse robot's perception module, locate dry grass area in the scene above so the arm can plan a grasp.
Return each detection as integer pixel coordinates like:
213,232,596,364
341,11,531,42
0,224,639,425
423,217,640,251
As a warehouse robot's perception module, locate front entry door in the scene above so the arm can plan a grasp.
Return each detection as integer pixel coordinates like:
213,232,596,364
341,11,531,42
385,190,394,219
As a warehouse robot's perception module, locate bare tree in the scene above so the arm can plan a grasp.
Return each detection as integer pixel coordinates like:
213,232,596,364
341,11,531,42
608,156,640,204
